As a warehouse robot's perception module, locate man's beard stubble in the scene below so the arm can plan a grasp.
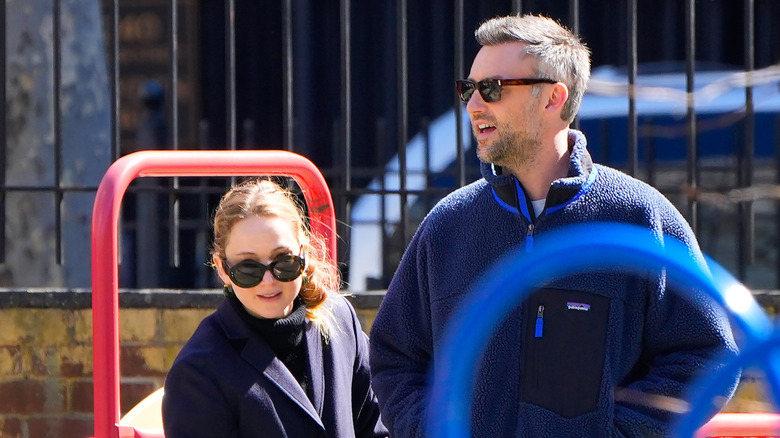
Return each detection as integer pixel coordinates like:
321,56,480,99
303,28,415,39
476,120,542,172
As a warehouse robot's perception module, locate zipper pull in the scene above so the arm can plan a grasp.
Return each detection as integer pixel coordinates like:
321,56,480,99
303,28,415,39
526,223,535,251
534,305,544,338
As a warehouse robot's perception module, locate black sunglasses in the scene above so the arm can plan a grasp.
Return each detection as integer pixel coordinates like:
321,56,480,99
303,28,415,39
222,253,306,287
455,78,557,103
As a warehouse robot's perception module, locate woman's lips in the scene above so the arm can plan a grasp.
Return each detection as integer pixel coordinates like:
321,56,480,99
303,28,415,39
257,291,282,299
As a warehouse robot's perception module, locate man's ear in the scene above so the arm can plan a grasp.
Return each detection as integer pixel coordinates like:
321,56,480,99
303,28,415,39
545,82,569,114
214,253,231,285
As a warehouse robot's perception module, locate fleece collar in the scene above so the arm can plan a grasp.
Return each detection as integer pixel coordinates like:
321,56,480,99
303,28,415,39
481,129,596,219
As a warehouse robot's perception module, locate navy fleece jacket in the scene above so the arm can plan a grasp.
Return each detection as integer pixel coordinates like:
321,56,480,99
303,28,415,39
369,130,739,438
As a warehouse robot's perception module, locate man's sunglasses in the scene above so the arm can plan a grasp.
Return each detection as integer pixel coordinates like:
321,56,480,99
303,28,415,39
222,253,306,287
455,78,557,103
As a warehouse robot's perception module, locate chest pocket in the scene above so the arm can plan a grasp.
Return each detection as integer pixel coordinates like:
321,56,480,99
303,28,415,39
520,287,610,418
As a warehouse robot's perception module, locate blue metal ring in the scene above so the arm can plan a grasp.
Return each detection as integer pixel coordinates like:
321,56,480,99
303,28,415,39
425,222,772,438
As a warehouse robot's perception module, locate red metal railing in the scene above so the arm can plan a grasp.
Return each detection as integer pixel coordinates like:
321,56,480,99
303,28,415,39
695,412,780,437
91,150,336,438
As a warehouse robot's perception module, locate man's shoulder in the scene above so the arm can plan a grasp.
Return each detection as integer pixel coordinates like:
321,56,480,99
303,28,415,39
431,178,491,213
591,163,666,198
589,163,694,236
415,179,495,234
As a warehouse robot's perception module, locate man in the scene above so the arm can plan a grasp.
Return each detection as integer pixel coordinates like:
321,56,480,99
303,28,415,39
369,13,739,437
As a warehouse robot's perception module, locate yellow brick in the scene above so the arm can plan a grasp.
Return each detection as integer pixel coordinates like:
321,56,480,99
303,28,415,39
26,346,60,376
0,347,23,376
58,345,93,376
722,375,774,413
354,308,378,333
0,309,32,344
22,344,93,377
0,309,70,345
159,309,212,343
120,309,159,343
138,346,180,374
72,310,92,344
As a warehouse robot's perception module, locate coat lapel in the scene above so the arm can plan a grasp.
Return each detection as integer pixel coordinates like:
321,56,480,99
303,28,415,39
217,300,325,429
306,323,325,415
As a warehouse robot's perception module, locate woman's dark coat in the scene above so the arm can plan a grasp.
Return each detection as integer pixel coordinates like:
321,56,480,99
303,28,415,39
162,294,388,438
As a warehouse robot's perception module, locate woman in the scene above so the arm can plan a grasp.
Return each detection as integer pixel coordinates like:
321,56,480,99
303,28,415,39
162,178,388,437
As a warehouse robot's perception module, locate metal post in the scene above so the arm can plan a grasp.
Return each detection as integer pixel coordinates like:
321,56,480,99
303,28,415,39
282,0,294,150
53,0,63,264
339,0,352,266
1,0,6,264
738,0,756,278
627,0,638,177
169,0,180,267
685,0,698,232
454,0,465,187
397,0,408,242
569,0,580,131
225,0,236,151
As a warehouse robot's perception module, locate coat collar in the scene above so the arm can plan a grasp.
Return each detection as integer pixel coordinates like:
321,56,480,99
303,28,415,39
481,129,595,219
216,299,326,429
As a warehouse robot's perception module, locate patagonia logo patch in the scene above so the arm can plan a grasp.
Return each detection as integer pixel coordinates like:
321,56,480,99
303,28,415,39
567,302,591,311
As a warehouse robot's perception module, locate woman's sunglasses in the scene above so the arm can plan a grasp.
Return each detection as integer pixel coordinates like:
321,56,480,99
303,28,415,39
455,78,557,103
222,253,306,287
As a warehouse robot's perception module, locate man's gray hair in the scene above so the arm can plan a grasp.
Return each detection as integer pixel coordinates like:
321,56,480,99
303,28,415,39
475,14,590,123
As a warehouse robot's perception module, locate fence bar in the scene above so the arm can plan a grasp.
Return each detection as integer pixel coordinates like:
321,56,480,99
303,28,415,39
776,114,780,288
225,0,236,150
454,0,465,186
169,0,181,267
512,0,523,14
626,0,638,177
170,0,179,149
110,0,120,161
684,0,698,232
568,0,580,131
339,0,352,265
568,0,579,32
376,118,388,288
0,0,5,263
568,1,580,53
282,0,294,150
738,0,756,274
396,0,408,242
53,0,63,264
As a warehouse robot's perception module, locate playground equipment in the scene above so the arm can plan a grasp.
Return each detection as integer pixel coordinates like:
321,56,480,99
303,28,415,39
91,150,780,437
90,150,336,438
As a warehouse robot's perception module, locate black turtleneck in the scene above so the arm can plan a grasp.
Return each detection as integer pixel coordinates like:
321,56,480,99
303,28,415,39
226,288,311,397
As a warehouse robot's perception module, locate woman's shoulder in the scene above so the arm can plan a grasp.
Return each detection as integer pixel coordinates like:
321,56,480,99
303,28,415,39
317,292,367,338
173,312,232,364
323,293,358,320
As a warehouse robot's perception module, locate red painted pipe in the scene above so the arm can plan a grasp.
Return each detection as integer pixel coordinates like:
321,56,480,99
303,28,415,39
91,150,336,438
695,412,780,437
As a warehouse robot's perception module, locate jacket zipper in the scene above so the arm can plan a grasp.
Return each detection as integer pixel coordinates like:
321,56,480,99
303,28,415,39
525,223,535,251
534,305,544,338
533,304,544,387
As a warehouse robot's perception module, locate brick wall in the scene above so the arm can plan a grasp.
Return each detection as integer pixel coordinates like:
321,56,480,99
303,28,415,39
0,289,775,438
0,306,210,438
0,290,381,438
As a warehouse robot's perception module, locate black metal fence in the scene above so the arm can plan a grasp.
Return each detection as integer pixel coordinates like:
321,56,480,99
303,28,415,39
1,0,780,291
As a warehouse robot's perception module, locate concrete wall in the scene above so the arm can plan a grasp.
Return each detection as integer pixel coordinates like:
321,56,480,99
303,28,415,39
0,289,772,438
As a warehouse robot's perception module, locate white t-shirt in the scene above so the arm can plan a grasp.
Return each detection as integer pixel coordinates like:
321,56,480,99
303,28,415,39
531,199,546,218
